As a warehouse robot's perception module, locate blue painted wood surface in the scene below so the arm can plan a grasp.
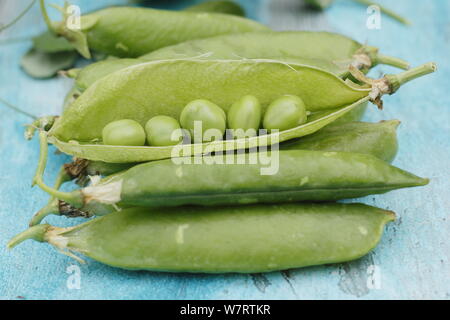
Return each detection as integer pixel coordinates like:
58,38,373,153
0,0,448,300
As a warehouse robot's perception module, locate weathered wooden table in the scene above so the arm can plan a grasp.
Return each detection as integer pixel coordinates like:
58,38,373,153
0,0,448,299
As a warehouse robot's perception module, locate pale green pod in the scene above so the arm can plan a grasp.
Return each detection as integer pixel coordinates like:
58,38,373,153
41,1,268,58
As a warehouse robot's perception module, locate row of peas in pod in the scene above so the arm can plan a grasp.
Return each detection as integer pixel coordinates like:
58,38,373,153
102,95,307,146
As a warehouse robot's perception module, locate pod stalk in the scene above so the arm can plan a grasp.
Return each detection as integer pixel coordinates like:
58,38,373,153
387,62,437,93
376,53,410,70
33,131,84,207
7,224,50,249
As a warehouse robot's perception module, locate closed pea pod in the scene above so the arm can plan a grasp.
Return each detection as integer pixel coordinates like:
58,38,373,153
9,203,395,273
39,0,268,59
72,31,410,92
263,95,307,132
227,95,262,138
43,60,435,164
33,131,428,215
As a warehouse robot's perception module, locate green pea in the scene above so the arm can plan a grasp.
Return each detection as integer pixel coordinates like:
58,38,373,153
102,119,146,146
227,95,261,138
180,99,226,143
145,115,182,146
263,95,307,132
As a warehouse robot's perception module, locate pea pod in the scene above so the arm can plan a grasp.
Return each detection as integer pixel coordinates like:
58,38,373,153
29,119,400,225
73,31,410,91
34,130,428,214
184,0,245,16
44,60,435,164
281,120,400,162
10,203,395,273
39,0,268,59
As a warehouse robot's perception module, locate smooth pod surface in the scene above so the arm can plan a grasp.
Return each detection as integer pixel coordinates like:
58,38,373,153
74,31,410,90
280,120,400,162
10,203,395,273
64,7,269,58
42,150,429,212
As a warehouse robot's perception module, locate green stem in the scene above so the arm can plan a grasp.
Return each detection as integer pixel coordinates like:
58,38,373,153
33,131,84,207
39,0,57,34
29,200,59,226
376,53,410,70
7,224,50,249
0,97,38,120
387,62,437,93
0,0,37,32
352,0,411,25
29,167,72,226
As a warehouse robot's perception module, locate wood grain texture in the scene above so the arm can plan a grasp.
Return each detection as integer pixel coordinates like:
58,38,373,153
0,0,448,300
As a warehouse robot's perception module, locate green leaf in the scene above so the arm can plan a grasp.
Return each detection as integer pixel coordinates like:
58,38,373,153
32,31,75,53
21,49,78,79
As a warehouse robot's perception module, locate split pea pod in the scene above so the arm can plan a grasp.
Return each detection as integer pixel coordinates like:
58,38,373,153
39,0,268,59
34,131,428,213
29,119,401,225
45,60,436,164
72,31,410,92
10,203,395,273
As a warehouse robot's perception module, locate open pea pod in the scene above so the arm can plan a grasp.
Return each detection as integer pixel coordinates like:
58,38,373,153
44,59,435,164
72,31,410,92
39,0,268,59
10,203,395,273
